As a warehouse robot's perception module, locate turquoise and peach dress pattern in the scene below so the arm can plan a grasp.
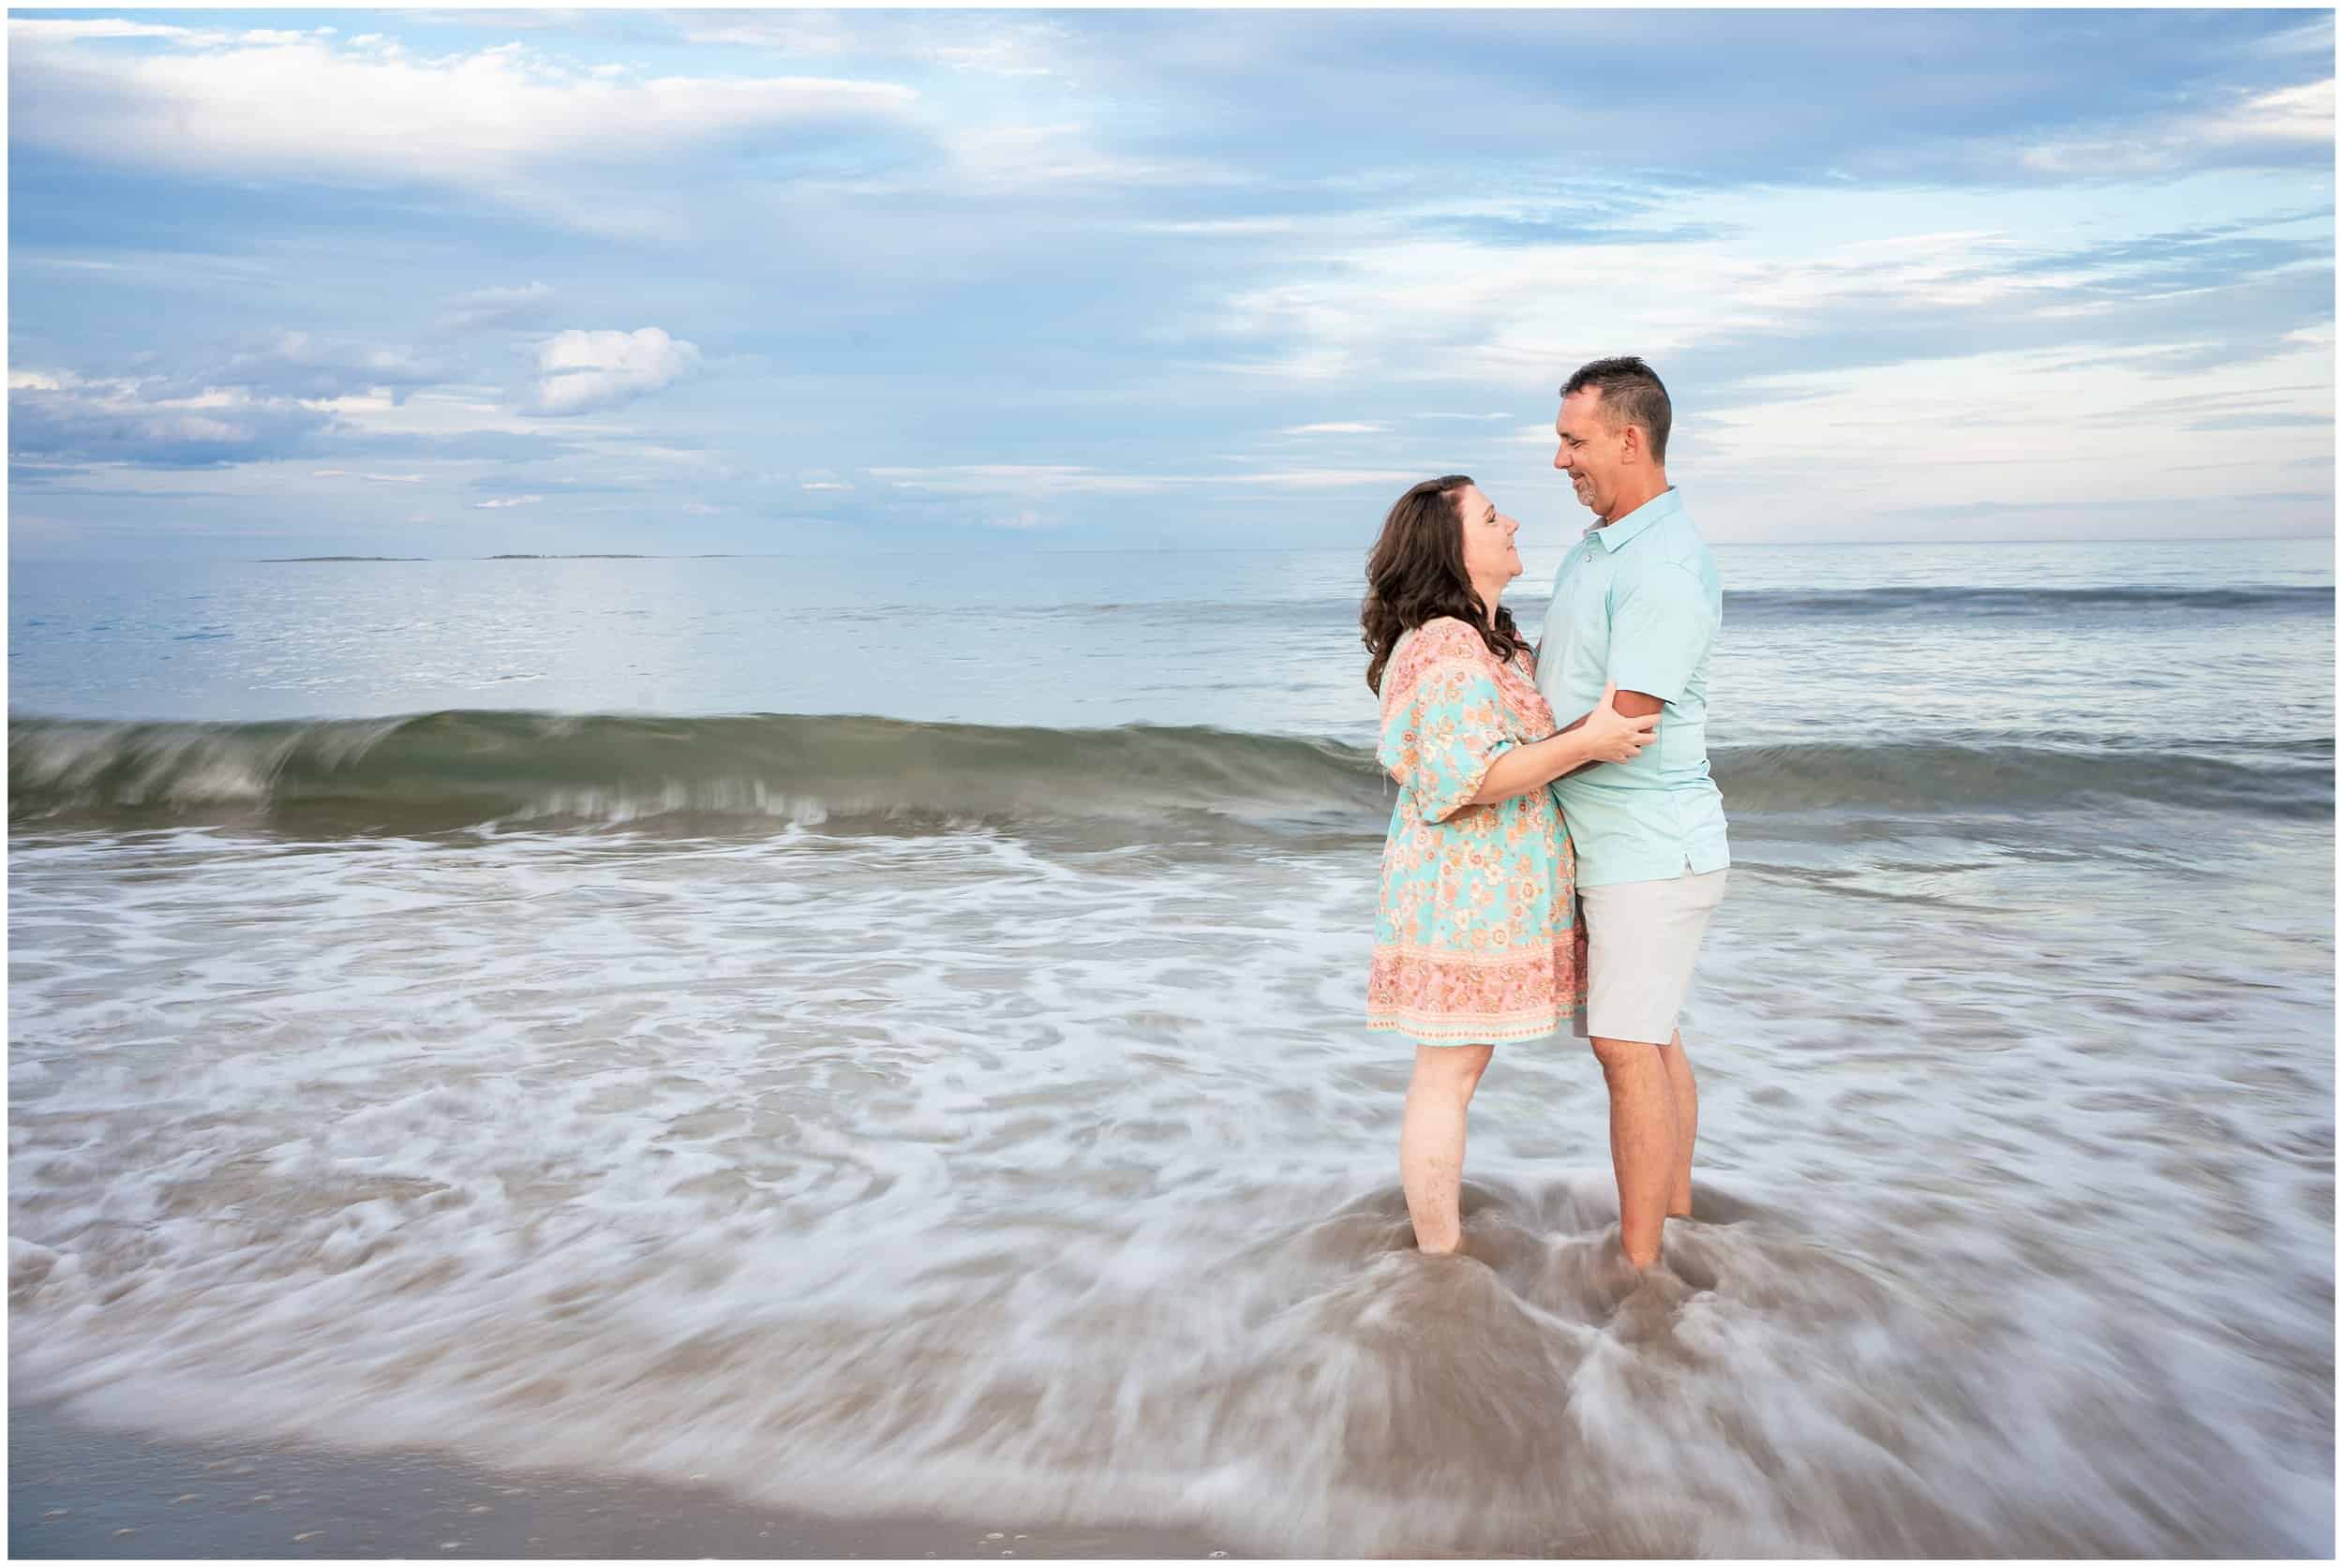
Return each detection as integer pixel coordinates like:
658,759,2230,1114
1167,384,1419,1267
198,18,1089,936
1367,616,1587,1046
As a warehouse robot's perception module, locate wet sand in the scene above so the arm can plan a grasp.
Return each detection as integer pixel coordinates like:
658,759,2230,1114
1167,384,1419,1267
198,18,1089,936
7,1404,1246,1560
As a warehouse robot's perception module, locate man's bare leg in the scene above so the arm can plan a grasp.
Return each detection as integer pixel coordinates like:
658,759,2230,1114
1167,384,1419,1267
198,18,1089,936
1399,1043,1493,1255
1590,1037,1679,1268
1657,1031,1696,1217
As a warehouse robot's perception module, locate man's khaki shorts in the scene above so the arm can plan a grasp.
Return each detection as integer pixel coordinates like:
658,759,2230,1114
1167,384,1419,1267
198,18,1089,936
1572,868,1728,1045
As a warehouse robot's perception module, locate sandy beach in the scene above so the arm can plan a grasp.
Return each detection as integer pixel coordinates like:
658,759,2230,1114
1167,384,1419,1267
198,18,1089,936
7,1404,1243,1560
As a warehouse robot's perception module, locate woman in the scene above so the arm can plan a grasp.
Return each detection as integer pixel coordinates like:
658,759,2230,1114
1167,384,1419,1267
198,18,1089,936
1362,474,1656,1256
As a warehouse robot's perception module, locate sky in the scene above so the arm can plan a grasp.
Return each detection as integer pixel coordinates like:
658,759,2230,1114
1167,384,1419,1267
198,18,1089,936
7,6,2336,560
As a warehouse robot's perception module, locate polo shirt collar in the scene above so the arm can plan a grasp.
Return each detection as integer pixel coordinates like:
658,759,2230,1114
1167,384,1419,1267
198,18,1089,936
1589,486,1680,553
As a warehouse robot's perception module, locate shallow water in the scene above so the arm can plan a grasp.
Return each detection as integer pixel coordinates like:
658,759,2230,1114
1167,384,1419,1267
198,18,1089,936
9,810,2332,1555
8,539,2335,1555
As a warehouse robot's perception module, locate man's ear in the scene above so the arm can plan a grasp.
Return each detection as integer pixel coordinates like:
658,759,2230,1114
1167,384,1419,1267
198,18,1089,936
1619,421,1646,468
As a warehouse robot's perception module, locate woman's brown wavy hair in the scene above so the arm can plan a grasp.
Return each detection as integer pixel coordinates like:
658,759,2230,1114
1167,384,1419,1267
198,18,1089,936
1362,473,1527,694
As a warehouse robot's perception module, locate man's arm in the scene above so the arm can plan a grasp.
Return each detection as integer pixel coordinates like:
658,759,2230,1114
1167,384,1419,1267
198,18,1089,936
1550,689,1664,775
1553,687,1665,734
1467,684,1658,804
1556,563,1710,772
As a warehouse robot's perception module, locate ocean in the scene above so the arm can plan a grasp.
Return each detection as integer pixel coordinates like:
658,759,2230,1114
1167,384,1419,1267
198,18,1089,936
7,536,2335,1556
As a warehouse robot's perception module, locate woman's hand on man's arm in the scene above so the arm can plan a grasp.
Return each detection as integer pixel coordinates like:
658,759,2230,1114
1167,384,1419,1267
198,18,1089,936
1466,684,1657,806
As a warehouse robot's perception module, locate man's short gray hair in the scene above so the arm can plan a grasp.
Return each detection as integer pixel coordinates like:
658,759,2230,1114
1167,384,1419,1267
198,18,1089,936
1561,355,1672,463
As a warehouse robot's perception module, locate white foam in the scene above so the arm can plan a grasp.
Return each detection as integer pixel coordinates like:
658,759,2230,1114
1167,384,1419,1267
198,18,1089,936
7,823,2333,1556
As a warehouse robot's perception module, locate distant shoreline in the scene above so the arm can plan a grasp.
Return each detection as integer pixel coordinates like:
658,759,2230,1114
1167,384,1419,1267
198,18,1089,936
259,554,741,562
232,532,2339,565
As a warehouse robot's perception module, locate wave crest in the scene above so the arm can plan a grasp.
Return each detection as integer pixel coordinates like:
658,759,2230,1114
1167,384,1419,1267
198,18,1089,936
8,710,2330,836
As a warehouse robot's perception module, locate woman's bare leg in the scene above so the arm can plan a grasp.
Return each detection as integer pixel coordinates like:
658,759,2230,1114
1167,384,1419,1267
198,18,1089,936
1400,1043,1494,1254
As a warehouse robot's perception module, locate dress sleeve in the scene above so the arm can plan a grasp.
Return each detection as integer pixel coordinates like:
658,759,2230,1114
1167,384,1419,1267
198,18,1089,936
1377,624,1519,825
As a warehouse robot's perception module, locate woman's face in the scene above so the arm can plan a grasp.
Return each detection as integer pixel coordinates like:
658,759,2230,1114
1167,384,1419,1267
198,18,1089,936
1454,484,1523,590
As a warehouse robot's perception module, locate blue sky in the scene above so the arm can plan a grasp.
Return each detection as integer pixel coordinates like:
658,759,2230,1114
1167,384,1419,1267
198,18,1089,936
8,7,2335,560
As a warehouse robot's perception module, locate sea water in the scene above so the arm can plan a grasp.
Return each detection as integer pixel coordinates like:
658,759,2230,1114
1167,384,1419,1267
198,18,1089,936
8,537,2334,1554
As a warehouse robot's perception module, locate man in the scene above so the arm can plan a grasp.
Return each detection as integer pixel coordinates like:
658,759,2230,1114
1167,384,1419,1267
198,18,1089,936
1534,355,1728,1272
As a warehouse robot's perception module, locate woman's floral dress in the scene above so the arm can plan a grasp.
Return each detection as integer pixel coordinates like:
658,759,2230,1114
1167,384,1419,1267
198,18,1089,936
1367,616,1587,1046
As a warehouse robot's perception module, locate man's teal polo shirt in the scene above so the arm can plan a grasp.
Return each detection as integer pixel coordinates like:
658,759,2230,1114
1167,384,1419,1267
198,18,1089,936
1533,487,1730,888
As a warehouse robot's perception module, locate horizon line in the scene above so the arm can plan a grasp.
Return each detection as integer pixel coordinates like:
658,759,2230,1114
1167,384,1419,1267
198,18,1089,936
7,531,2335,567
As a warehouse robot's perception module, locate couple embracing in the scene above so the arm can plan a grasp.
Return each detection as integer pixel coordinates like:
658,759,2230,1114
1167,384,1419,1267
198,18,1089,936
1362,356,1728,1274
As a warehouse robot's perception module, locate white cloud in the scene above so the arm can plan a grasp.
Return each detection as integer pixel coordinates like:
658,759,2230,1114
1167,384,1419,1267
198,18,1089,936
7,19,204,44
943,121,1239,191
679,15,858,53
2231,14,2335,62
529,327,700,416
680,13,1069,77
17,249,281,286
321,387,619,440
920,38,1058,78
472,495,544,509
12,373,336,466
1664,333,2334,543
2202,78,2335,142
870,463,1176,496
2,17,1201,216
2022,78,2336,177
439,280,556,334
1229,468,1422,490
868,463,1425,496
1191,217,2086,389
209,331,445,401
10,29,921,214
312,470,425,484
1133,217,1306,237
1284,421,1387,435
304,392,398,416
